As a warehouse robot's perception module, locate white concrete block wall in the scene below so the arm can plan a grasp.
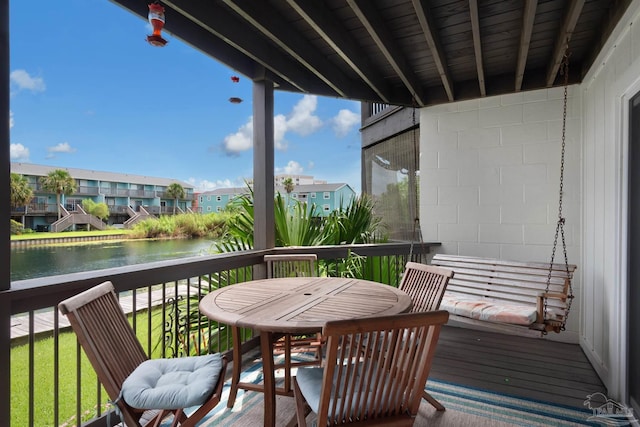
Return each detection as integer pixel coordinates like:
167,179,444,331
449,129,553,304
420,86,582,343
421,86,580,261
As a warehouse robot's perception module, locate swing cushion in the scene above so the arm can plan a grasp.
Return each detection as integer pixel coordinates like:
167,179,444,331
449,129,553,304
441,295,537,325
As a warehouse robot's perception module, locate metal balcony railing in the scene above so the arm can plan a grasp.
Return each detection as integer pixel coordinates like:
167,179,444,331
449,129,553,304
7,242,437,427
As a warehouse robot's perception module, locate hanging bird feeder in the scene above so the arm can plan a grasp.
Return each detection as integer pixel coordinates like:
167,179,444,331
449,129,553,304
229,75,242,103
147,2,168,47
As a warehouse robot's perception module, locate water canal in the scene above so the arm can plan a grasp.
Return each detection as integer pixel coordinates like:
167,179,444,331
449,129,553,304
10,238,216,281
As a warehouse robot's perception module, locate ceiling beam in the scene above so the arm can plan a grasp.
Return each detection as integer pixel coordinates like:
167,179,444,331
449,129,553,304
545,0,585,87
286,0,393,104
348,0,426,106
468,0,485,97
515,0,537,91
222,0,375,100
412,0,454,102
164,0,332,94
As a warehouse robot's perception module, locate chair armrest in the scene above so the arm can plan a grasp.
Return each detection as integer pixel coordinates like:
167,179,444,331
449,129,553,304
538,291,568,301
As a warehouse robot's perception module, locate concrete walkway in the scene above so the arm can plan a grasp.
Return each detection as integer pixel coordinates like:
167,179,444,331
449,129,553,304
10,284,193,340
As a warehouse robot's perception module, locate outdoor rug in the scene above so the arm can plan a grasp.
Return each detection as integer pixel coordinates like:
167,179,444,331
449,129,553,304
190,354,604,427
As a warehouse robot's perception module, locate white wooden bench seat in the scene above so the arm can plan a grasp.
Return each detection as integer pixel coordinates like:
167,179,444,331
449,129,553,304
431,254,577,334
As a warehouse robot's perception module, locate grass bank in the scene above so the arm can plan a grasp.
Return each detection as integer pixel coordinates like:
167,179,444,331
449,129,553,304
12,310,156,426
11,229,131,241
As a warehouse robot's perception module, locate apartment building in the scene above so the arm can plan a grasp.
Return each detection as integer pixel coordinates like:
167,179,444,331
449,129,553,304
10,163,194,230
198,182,355,216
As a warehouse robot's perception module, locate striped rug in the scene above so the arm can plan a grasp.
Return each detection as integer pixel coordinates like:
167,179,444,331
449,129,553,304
424,380,599,426
193,354,600,426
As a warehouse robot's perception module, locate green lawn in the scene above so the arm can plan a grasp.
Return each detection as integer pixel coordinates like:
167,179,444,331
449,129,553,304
11,311,154,427
11,229,131,241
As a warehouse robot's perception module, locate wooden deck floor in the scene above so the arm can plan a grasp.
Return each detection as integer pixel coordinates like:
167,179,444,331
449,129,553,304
13,295,605,411
429,325,606,409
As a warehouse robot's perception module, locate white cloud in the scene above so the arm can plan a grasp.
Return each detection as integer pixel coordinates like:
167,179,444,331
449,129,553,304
222,118,253,155
9,111,13,128
10,69,46,93
331,109,359,137
286,95,322,136
274,114,288,150
46,142,76,158
276,160,304,175
187,177,246,193
221,95,324,155
10,143,30,161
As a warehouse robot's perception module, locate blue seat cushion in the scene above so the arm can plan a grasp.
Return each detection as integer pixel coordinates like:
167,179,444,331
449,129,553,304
121,353,223,410
296,365,379,415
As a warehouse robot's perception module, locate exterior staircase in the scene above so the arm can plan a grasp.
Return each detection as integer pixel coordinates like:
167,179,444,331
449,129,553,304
50,205,106,232
124,205,155,228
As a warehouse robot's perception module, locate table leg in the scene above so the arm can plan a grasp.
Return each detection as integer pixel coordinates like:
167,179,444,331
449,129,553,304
227,326,243,408
260,330,276,427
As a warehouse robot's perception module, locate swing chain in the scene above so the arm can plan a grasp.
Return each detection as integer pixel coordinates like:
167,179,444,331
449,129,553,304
408,97,423,263
544,46,574,332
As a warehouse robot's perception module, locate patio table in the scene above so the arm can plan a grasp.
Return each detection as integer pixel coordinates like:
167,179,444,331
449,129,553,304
199,276,412,427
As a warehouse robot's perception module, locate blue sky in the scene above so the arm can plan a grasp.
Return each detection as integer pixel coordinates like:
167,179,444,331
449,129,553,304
9,1,362,193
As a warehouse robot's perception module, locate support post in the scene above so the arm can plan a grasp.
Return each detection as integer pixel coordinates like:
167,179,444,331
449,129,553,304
252,78,275,278
0,0,11,424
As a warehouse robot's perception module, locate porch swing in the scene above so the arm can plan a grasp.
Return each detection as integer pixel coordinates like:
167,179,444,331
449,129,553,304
431,47,577,336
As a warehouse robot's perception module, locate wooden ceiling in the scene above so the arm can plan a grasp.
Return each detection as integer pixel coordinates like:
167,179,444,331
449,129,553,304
110,0,631,107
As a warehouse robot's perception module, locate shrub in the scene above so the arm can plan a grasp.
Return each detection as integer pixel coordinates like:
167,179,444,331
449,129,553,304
129,213,229,239
10,219,24,235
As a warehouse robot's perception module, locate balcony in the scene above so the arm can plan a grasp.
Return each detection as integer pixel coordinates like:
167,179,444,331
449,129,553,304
74,186,100,196
11,203,57,216
7,242,608,427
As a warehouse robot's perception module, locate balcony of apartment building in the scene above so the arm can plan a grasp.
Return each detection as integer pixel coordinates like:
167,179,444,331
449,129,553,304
73,186,100,196
4,1,639,425
8,243,609,427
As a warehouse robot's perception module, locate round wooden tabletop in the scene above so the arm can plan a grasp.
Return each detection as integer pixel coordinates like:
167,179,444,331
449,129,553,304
199,276,412,333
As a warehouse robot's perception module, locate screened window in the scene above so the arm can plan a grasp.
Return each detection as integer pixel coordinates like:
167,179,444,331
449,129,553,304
363,129,420,241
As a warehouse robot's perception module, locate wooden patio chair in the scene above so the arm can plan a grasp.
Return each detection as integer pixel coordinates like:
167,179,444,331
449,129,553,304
58,281,227,427
292,310,450,426
399,261,453,411
264,253,317,278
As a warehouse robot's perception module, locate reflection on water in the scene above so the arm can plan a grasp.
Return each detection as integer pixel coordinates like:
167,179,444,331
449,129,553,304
10,239,217,281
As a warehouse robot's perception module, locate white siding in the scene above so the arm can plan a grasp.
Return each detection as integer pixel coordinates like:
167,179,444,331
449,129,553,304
579,2,640,401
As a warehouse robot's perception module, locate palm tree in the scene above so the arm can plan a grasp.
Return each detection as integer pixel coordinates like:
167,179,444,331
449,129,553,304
10,173,34,226
282,177,295,209
166,183,185,215
39,169,76,220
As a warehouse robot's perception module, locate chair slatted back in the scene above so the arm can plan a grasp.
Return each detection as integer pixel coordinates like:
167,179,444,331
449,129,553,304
318,310,449,425
58,282,148,422
265,254,317,278
399,262,454,313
